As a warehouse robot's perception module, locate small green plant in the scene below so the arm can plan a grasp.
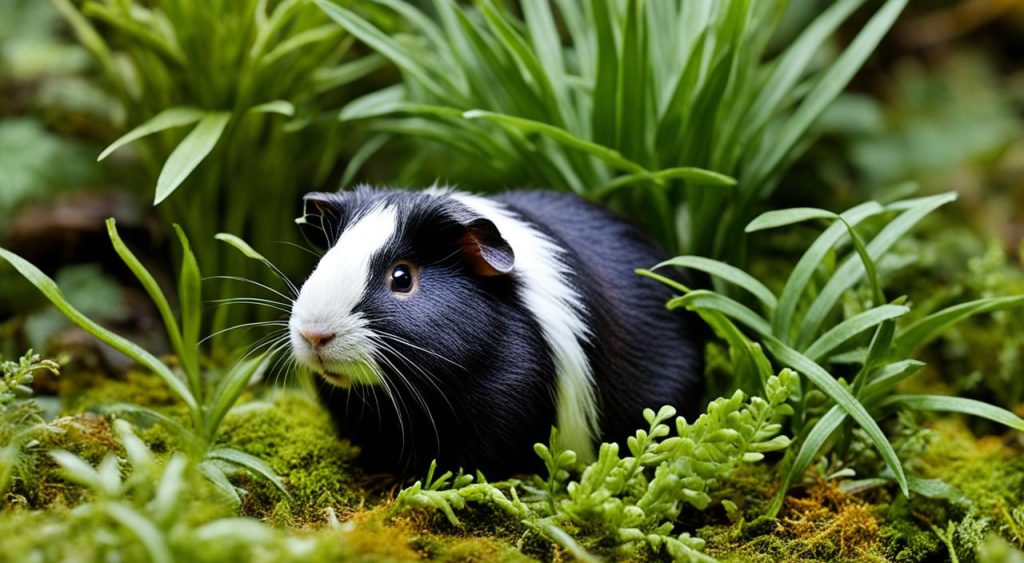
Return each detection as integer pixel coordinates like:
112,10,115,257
0,222,288,504
317,0,906,258
44,419,305,562
50,0,383,343
0,351,60,495
394,370,794,561
640,193,1024,515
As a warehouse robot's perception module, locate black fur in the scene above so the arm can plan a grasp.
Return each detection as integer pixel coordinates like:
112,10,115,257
299,188,703,476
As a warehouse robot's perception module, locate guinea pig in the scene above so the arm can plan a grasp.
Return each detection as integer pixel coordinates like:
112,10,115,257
289,186,704,475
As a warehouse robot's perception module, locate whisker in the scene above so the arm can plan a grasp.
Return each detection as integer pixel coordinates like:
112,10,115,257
205,275,295,303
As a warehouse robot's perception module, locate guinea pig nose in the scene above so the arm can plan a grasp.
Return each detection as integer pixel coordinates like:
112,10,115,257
300,329,336,349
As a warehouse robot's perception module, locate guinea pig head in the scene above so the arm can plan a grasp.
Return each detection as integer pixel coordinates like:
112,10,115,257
289,190,515,388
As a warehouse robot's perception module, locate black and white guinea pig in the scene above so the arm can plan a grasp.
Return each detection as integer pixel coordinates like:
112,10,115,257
289,186,704,475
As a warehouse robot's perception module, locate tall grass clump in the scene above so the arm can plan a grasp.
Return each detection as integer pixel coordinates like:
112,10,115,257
0,225,291,505
316,0,907,259
640,193,1024,515
49,0,383,343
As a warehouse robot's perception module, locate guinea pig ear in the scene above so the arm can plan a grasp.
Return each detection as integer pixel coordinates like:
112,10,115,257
297,192,343,248
457,218,515,276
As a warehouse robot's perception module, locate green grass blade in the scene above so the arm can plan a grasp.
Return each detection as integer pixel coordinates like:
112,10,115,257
204,355,269,443
745,208,838,233
746,0,866,131
881,395,1024,431
772,202,885,339
860,360,925,405
891,296,1024,359
173,225,202,397
315,0,453,102
208,447,291,500
249,100,295,117
105,219,185,370
96,404,193,446
656,256,777,312
769,404,845,517
595,166,736,198
105,503,174,563
155,113,230,205
198,460,240,506
796,192,956,348
744,0,908,190
669,290,772,336
463,110,647,175
589,0,619,148
0,247,197,411
98,107,204,161
803,304,909,362
763,336,907,496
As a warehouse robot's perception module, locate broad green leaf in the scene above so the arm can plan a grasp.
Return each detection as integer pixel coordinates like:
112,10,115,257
98,107,204,161
155,113,230,205
208,447,291,499
194,518,274,544
49,450,104,491
881,395,1024,431
803,304,908,362
745,208,838,233
656,256,777,312
249,100,295,117
0,247,197,411
199,460,240,506
173,225,201,396
105,219,184,368
763,336,907,496
151,454,188,523
105,503,173,563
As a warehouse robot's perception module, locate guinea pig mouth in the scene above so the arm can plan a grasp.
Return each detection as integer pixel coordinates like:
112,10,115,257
318,359,380,388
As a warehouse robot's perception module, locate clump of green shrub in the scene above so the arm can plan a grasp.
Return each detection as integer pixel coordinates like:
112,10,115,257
0,351,60,496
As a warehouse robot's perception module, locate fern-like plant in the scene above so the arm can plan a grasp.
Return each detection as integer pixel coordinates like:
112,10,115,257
394,371,794,561
0,351,60,496
316,0,906,259
640,193,1024,515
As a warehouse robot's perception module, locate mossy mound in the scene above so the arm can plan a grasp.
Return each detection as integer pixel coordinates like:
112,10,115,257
219,390,366,525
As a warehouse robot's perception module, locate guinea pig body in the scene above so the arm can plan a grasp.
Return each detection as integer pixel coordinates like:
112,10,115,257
289,187,703,474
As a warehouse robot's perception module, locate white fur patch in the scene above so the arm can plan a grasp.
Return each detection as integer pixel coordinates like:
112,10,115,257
450,191,599,462
290,204,398,376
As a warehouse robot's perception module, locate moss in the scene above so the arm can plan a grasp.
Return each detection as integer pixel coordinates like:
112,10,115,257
61,368,185,415
5,412,123,509
219,390,364,524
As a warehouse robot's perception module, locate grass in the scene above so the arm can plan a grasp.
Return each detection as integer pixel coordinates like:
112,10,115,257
639,194,1024,516
48,0,384,350
316,0,907,259
0,222,288,504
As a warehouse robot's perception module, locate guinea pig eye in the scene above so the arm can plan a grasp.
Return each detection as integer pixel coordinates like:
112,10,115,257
388,263,417,295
